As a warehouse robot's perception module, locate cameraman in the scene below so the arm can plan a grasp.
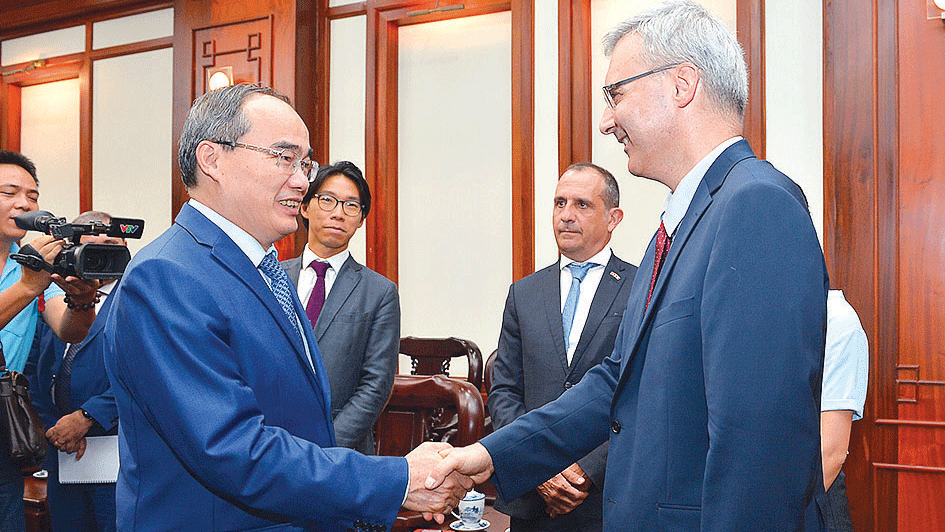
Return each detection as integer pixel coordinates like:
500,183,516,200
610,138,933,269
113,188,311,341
26,211,124,532
0,151,99,532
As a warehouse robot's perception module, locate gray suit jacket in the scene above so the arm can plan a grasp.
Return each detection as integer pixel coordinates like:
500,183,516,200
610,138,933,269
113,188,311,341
488,252,636,528
282,254,400,455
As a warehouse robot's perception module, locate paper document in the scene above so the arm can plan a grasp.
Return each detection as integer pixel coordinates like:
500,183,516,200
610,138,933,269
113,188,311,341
58,435,119,484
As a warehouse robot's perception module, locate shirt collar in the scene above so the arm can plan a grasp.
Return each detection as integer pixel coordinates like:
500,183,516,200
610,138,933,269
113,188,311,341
662,136,742,237
301,245,349,273
560,246,612,270
188,199,275,267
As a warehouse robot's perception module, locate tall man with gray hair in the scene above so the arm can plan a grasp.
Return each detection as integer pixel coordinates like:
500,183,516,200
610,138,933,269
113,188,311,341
428,2,828,530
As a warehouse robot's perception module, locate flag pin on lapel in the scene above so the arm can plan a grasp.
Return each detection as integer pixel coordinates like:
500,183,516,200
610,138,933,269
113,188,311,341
610,271,620,281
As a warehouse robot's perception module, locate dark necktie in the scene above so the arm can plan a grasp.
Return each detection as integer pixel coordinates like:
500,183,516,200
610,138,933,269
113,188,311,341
54,342,81,414
646,221,672,309
305,260,330,326
562,262,596,351
258,251,305,344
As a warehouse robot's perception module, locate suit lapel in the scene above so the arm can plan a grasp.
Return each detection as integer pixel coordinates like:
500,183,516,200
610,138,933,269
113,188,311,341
176,206,322,388
539,262,569,372
570,255,625,371
314,256,362,341
617,140,756,379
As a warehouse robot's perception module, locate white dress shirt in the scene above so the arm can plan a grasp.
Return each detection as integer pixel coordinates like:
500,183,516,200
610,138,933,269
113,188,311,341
296,246,350,307
559,246,613,365
661,136,742,237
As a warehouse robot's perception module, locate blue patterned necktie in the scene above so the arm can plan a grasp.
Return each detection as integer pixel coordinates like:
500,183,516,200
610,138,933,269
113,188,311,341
258,251,305,345
562,261,596,351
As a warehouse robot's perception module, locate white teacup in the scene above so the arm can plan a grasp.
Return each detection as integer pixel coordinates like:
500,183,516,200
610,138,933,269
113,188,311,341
451,490,485,527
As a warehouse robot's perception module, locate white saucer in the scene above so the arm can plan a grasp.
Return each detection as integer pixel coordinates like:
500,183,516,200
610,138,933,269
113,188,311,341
450,519,489,531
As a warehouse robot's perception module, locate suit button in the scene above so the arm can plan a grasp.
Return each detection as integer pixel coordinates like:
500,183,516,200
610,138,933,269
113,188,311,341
611,420,622,434
564,381,573,390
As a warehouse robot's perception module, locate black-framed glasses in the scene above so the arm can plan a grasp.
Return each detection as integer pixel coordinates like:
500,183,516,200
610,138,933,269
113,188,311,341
602,63,681,108
211,140,317,182
313,193,363,217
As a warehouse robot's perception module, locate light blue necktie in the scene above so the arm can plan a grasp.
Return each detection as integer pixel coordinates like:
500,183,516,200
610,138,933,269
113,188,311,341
258,251,305,345
562,262,596,351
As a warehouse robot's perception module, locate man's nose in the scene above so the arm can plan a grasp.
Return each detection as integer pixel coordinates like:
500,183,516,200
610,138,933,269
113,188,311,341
599,106,616,135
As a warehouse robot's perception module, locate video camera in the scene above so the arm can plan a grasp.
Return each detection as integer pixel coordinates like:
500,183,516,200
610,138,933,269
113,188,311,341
11,210,145,280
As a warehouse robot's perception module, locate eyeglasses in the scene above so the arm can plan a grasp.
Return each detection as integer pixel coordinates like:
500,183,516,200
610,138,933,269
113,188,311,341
211,140,317,182
312,193,363,217
602,63,680,108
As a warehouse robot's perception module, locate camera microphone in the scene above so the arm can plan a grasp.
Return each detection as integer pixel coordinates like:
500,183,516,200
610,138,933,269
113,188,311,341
14,211,62,233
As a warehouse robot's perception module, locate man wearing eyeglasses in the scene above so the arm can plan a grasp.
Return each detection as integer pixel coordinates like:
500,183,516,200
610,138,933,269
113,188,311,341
281,160,399,456
102,84,472,532
428,2,827,531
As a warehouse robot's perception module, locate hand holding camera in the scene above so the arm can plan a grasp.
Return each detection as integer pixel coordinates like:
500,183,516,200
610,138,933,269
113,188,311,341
11,210,144,281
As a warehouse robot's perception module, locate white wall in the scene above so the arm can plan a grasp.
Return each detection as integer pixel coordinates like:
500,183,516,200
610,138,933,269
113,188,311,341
532,1,561,267
92,48,174,255
19,79,81,224
765,0,824,245
397,13,513,371
329,15,368,261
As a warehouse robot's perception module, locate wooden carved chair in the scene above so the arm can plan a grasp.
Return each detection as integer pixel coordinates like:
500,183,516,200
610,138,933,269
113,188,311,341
374,374,485,531
400,336,483,391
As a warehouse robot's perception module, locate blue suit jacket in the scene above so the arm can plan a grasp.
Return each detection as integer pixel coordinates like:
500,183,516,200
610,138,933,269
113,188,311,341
103,204,407,532
482,140,828,532
26,292,118,436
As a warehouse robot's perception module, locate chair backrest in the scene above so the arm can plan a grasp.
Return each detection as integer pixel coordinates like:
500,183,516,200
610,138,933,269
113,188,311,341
483,348,497,393
399,336,484,391
375,374,485,457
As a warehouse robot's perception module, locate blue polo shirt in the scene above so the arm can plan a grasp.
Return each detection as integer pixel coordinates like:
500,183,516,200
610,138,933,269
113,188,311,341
1,242,65,372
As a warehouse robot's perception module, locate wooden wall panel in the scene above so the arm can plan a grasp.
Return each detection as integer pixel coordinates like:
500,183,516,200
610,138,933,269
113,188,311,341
826,0,945,530
193,17,274,96
823,0,895,528
736,0,763,159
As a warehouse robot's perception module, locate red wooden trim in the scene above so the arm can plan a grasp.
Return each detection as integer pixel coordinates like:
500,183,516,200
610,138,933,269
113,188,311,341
511,0,534,281
2,84,22,152
79,23,93,213
736,0,764,160
0,0,170,41
557,0,573,174
327,2,367,19
1,58,83,87
873,463,945,475
88,36,173,61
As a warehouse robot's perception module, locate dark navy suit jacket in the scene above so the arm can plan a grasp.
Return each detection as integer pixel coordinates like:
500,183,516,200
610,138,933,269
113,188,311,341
103,204,407,532
481,140,828,532
26,292,118,437
488,252,635,525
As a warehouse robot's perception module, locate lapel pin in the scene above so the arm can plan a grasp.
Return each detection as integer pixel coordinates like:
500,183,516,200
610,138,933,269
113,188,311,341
610,271,621,281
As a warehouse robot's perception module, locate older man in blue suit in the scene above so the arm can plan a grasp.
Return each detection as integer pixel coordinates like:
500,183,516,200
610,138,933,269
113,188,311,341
428,2,828,531
103,84,471,532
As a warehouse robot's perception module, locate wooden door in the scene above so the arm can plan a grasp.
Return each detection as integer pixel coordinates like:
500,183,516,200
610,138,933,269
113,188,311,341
824,1,945,530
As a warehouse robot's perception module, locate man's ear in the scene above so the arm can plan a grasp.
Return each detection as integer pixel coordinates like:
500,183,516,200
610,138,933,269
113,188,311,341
672,63,700,108
607,207,624,233
195,140,223,183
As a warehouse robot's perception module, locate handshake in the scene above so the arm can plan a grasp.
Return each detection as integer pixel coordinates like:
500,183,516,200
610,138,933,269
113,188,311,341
402,442,495,523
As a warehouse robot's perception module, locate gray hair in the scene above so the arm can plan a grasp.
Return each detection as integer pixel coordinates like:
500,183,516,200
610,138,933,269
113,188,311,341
564,162,620,209
602,0,748,118
178,84,291,188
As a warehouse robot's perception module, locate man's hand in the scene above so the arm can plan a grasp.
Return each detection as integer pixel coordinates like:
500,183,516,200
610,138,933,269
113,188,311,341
404,442,474,523
17,235,63,296
46,409,94,458
51,274,101,304
536,462,591,517
426,443,494,490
